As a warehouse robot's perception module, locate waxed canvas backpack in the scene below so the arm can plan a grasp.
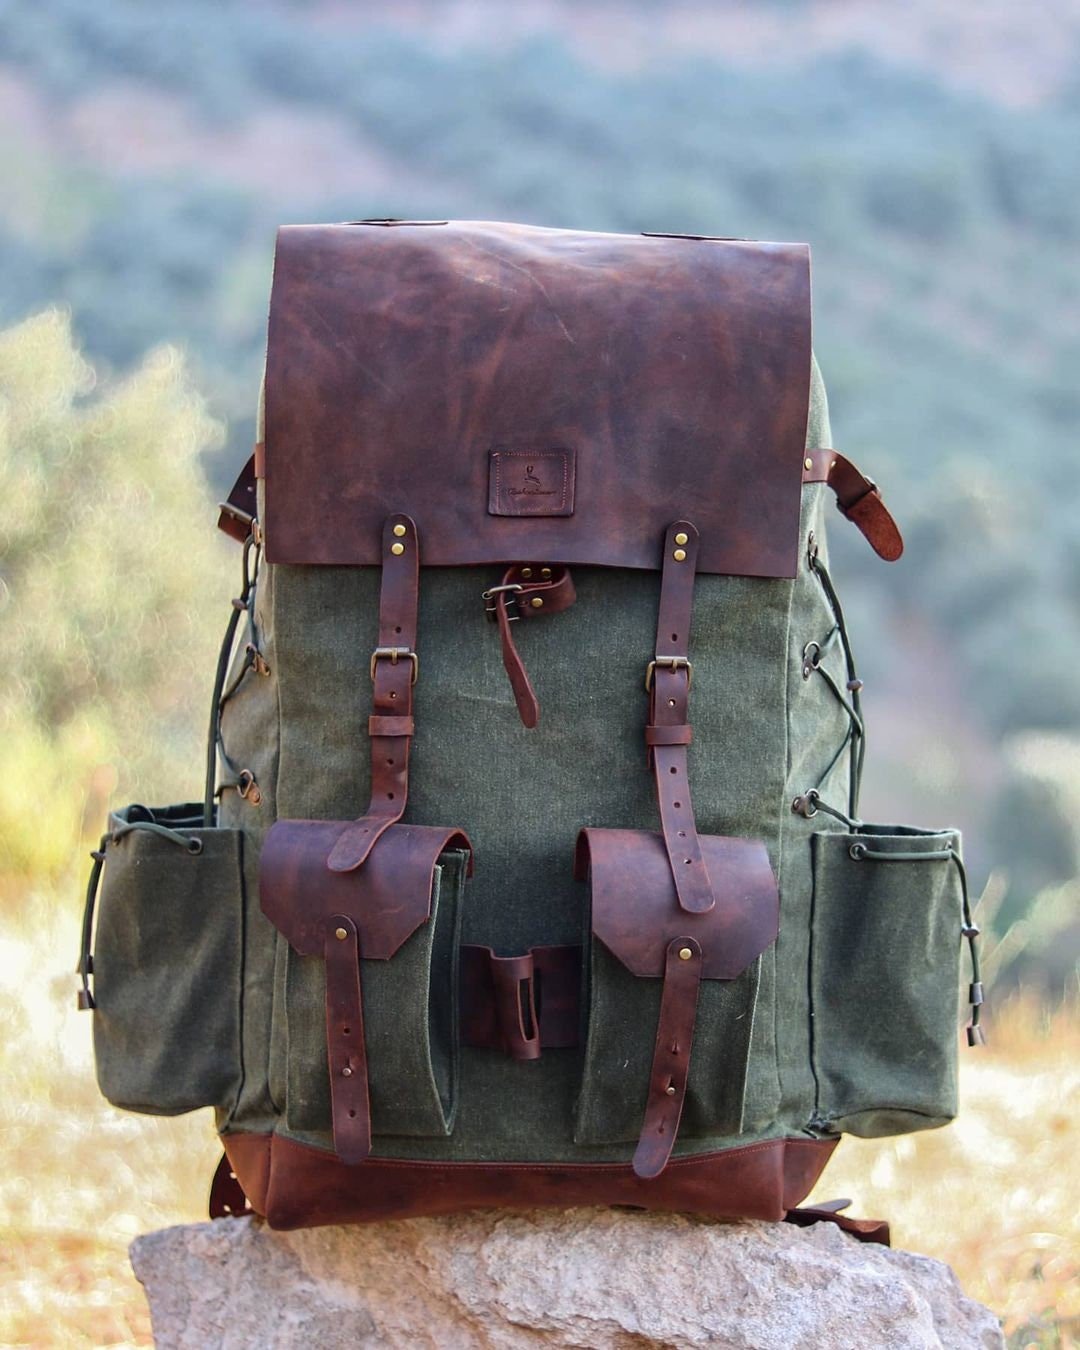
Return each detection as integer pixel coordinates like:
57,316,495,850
79,220,982,1237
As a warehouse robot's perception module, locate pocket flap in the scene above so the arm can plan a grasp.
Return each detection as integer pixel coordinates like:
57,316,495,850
575,828,779,979
260,820,472,958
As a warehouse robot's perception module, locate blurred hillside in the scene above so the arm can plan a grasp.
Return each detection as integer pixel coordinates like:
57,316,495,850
1,0,1079,995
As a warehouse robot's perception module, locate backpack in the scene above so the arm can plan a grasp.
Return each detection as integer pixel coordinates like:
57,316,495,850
79,220,982,1238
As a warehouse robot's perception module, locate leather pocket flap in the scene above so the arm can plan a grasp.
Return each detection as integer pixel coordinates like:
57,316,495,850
261,820,472,958
575,827,779,979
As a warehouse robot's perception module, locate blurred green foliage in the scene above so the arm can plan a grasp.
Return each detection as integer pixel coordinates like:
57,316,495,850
0,2,1076,995
0,311,231,885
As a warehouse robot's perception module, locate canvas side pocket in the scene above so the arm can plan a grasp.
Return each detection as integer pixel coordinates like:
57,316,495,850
809,824,964,1136
572,827,780,1168
259,820,472,1159
85,803,244,1116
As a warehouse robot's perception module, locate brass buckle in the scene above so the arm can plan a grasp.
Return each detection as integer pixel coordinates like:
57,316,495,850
644,656,693,693
369,647,419,683
482,583,523,623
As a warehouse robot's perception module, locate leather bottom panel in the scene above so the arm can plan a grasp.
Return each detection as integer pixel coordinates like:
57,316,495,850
223,1131,837,1231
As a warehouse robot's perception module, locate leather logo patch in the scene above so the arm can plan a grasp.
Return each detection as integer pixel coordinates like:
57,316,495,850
488,449,576,517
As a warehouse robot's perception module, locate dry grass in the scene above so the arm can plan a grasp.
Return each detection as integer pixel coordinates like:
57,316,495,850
1,889,1076,1347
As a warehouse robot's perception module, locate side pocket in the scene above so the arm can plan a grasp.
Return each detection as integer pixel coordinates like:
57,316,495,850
86,803,244,1116
259,819,472,1160
810,824,963,1136
573,827,780,1168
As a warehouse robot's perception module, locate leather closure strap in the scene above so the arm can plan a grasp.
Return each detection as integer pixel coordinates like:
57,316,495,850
324,915,372,1164
328,515,420,873
488,565,577,728
632,936,703,1180
803,448,904,562
647,522,714,915
217,452,258,543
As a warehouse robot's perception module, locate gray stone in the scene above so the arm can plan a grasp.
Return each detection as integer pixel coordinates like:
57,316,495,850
130,1209,1005,1349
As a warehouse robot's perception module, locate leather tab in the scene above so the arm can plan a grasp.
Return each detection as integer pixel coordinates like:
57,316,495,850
324,915,371,1165
217,453,258,542
208,1153,253,1219
493,564,577,728
367,714,416,737
460,944,582,1053
490,952,542,1061
649,521,714,914
785,1204,892,1246
632,936,703,1179
803,449,904,562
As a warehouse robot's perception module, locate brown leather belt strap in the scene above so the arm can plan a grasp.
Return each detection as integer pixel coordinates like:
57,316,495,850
324,914,372,1164
488,564,577,728
803,448,904,562
328,514,420,873
646,522,715,915
632,936,703,1179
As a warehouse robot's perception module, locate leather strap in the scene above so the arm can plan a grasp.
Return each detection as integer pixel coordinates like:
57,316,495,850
217,453,258,543
647,522,714,914
491,565,577,728
208,1152,254,1219
803,449,903,562
328,515,420,873
632,936,703,1179
784,1203,891,1246
324,915,371,1164
459,943,581,1054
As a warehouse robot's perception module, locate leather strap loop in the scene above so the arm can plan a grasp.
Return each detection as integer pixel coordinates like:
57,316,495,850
632,936,703,1179
489,952,542,1061
493,565,577,728
324,915,371,1164
648,522,714,915
803,449,904,562
216,452,258,543
328,515,420,873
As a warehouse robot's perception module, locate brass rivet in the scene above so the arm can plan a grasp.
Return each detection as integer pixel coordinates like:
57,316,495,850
393,523,407,537
673,548,687,563
674,531,688,546
530,596,544,609
390,542,405,556
541,567,552,577
804,457,813,471
335,927,348,941
665,1085,677,1096
342,1066,353,1077
521,567,533,578
678,946,693,961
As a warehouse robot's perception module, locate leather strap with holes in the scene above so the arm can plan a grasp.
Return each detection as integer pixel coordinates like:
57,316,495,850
632,936,703,1179
493,565,577,728
328,515,419,873
647,522,715,915
802,449,903,562
325,914,372,1163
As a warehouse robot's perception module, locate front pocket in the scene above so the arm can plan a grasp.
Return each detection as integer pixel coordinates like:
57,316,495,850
86,803,244,1116
810,824,964,1136
259,820,472,1161
573,827,780,1174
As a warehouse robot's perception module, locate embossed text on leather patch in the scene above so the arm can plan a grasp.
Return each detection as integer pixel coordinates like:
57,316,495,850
488,448,576,517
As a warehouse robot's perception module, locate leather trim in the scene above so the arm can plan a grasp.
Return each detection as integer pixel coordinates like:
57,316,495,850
222,1131,838,1231
460,943,581,1053
216,453,258,542
263,222,812,577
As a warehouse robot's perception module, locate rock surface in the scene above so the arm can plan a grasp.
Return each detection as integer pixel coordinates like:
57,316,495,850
130,1208,1004,1349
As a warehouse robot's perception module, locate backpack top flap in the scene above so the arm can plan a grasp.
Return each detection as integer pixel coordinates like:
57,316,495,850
263,220,811,577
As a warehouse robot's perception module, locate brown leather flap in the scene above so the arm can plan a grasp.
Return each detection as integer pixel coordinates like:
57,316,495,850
264,221,812,577
259,820,472,958
575,827,779,979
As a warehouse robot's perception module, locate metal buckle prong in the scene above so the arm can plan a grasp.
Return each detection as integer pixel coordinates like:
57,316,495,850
369,647,419,683
644,656,693,693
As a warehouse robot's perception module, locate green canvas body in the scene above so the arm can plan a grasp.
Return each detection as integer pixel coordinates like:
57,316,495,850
81,222,972,1229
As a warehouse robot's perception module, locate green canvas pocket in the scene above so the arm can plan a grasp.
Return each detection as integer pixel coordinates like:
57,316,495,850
810,824,963,1137
87,803,244,1116
280,848,468,1140
572,827,779,1152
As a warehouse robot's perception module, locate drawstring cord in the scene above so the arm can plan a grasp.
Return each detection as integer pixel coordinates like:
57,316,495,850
806,537,865,817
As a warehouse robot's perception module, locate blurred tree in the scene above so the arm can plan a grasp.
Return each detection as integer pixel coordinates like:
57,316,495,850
0,311,232,888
